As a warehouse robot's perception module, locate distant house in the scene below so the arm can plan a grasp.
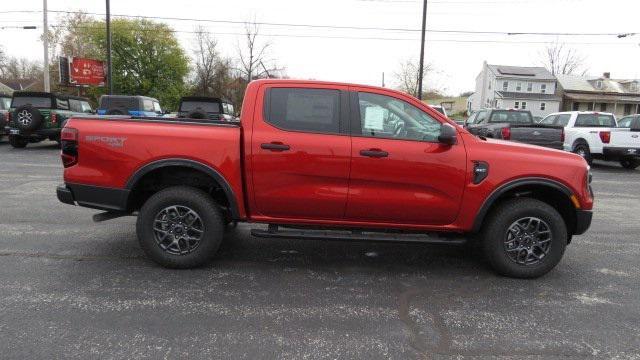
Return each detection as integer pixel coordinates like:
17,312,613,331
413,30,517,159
557,72,640,118
470,61,561,117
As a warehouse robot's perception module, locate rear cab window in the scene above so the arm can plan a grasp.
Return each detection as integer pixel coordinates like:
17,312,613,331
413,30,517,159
489,110,532,124
0,97,10,110
265,88,341,134
181,101,220,113
11,96,52,108
575,113,616,127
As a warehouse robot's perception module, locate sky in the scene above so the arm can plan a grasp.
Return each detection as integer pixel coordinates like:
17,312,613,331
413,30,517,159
1,0,639,96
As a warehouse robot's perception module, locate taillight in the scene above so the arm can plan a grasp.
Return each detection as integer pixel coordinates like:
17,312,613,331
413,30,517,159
50,112,57,125
560,128,565,142
60,127,78,168
599,131,611,144
501,127,511,140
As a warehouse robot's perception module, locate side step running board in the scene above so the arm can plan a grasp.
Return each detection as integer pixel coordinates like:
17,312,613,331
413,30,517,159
251,225,466,245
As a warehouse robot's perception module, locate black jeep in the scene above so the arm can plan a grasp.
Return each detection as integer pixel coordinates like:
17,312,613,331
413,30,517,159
177,96,237,121
6,92,93,148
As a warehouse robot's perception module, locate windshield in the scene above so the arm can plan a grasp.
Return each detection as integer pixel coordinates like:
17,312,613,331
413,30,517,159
180,101,220,113
0,97,10,110
489,110,532,124
11,96,51,108
575,113,616,127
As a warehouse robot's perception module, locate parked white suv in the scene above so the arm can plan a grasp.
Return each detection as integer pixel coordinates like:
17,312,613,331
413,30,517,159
540,111,640,169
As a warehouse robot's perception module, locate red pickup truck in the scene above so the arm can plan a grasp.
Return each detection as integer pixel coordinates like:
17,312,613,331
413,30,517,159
56,79,593,278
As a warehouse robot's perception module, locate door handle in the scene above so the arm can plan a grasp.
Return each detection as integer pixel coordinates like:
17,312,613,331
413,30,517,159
261,142,290,151
360,149,389,158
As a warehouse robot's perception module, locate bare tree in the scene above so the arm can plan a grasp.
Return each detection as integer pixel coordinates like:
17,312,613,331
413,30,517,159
394,59,433,97
192,27,221,96
540,42,586,76
237,22,282,82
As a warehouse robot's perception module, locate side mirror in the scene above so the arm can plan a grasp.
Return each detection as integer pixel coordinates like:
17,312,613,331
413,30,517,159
438,123,458,145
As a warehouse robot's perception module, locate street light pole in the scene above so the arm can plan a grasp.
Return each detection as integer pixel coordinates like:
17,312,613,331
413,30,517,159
42,0,50,92
106,0,113,94
417,0,428,100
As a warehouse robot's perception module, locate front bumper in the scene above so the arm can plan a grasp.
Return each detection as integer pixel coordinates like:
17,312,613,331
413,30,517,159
574,209,593,235
603,147,640,159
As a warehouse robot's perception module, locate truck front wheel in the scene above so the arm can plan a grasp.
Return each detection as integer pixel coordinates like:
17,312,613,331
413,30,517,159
481,198,567,278
136,186,224,268
620,158,639,170
9,135,28,148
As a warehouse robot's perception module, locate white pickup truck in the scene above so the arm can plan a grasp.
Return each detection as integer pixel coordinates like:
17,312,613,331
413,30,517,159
540,111,640,169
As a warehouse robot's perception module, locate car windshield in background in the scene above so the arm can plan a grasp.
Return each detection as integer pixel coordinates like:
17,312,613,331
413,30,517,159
181,101,220,113
575,114,616,127
489,110,532,124
1,97,11,110
12,96,52,108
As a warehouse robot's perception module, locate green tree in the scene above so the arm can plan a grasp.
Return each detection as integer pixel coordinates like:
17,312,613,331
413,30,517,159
51,16,189,110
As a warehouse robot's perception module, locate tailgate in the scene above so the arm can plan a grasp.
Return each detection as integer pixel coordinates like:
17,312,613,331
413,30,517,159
610,128,640,148
511,126,564,149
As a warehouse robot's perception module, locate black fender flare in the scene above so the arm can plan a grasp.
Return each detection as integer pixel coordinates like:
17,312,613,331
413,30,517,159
471,177,574,233
125,158,241,219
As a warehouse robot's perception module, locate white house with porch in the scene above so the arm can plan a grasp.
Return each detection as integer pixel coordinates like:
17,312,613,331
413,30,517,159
557,73,640,118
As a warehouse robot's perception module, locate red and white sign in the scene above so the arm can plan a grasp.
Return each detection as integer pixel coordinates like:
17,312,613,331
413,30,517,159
70,57,105,86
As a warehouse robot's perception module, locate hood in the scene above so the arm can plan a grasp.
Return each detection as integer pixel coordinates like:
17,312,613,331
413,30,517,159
473,136,586,166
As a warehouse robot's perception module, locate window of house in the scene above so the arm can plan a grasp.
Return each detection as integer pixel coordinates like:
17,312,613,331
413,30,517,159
624,103,633,115
541,84,547,94
527,83,533,92
540,102,546,111
599,103,607,112
357,92,442,142
266,88,341,134
514,101,519,109
488,82,492,90
587,103,594,111
572,102,580,111
631,82,638,92
516,82,522,91
521,101,527,109
503,81,508,91
595,80,603,89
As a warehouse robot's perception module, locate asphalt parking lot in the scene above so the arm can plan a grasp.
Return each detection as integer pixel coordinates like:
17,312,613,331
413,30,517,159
0,140,639,359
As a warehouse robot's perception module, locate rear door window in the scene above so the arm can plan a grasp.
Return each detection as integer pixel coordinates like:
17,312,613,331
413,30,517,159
575,113,616,127
153,101,162,113
489,110,532,124
0,97,10,110
12,96,52,108
618,116,633,128
142,99,154,112
266,88,340,134
56,98,69,110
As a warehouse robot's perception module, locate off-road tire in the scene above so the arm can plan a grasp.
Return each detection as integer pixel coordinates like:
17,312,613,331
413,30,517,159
481,198,567,278
136,186,224,269
8,135,28,148
620,158,639,170
13,105,43,132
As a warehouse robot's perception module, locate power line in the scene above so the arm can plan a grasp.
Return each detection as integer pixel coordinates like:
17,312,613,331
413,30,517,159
6,9,637,37
45,24,640,46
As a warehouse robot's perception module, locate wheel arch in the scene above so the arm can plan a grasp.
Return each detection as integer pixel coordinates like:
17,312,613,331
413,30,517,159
472,178,578,239
125,158,240,220
572,138,589,150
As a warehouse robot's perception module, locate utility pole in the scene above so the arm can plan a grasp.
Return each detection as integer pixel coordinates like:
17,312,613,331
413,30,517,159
382,72,385,87
417,0,428,100
106,0,113,94
42,0,50,92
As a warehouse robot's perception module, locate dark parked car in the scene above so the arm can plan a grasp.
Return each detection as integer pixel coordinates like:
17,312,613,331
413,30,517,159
0,93,11,140
466,109,564,150
97,95,164,117
177,96,237,121
617,114,640,130
6,91,93,148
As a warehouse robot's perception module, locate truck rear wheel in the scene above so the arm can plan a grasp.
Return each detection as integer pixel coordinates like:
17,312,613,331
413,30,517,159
136,186,224,268
9,135,28,148
620,158,639,170
573,143,592,165
481,198,567,278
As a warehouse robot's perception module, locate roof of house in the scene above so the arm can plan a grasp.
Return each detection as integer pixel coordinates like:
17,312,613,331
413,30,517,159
557,74,640,94
487,64,555,80
496,91,561,101
0,81,13,95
